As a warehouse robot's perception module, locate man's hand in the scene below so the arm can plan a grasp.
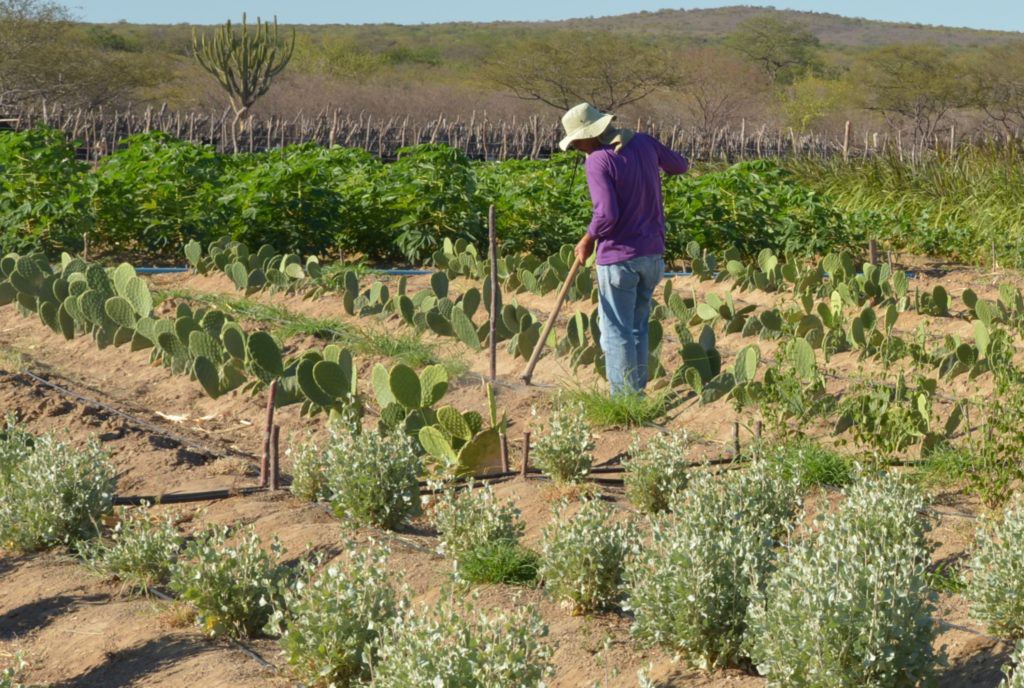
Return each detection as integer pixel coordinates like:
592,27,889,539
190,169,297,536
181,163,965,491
574,233,595,265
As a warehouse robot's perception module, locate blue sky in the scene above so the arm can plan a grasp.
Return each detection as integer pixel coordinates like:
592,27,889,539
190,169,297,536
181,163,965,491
70,1,1024,32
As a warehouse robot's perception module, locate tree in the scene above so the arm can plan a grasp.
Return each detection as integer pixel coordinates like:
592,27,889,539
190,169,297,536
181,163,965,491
675,47,767,135
0,0,165,108
726,16,821,85
486,31,677,112
854,45,969,143
965,43,1024,136
192,14,295,126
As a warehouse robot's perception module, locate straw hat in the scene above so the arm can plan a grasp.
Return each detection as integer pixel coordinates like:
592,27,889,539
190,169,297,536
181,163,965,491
558,102,614,151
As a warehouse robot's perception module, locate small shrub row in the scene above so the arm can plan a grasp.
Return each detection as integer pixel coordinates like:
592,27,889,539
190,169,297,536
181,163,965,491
291,424,422,530
0,418,116,553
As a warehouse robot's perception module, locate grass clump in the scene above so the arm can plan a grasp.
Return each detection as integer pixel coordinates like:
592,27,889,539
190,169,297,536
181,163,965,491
968,502,1024,638
369,595,552,687
0,419,116,552
625,462,800,670
531,401,594,483
623,431,691,513
325,427,422,530
456,540,540,586
746,470,938,687
268,543,400,687
759,438,854,489
539,499,636,612
565,387,668,427
169,524,289,639
80,504,183,594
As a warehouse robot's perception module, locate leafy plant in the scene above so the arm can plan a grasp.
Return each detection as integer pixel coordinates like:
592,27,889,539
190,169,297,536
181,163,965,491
79,504,183,594
325,427,422,530
169,524,289,639
625,462,800,669
539,499,636,612
746,471,938,687
267,543,400,687
968,502,1024,638
429,482,524,566
530,401,595,483
622,431,691,513
369,594,552,687
0,422,116,552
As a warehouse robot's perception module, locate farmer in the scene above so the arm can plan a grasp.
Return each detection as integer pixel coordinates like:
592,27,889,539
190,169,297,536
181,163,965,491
560,102,689,396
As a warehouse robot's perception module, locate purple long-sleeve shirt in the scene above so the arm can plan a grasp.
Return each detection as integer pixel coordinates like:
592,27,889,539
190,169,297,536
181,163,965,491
584,132,689,265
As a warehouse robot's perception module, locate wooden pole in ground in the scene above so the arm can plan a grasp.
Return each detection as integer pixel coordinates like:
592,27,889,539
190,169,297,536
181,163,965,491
732,421,741,457
520,432,531,478
842,120,851,161
521,257,583,385
270,424,280,491
869,239,879,266
260,381,277,488
488,204,499,383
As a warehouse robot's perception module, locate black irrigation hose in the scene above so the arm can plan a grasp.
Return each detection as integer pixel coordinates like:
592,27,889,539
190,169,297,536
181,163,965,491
113,487,267,506
12,369,259,461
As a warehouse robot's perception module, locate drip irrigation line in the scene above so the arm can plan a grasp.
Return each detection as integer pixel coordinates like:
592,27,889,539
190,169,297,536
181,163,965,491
12,369,260,461
113,487,266,506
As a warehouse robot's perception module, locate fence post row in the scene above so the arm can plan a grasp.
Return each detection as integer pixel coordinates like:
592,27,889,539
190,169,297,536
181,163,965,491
0,101,988,162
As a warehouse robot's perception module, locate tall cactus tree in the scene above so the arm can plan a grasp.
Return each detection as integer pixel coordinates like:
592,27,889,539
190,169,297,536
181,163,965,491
192,14,295,144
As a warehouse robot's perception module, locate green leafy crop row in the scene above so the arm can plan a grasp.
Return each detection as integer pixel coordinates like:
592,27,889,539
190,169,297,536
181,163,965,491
1,127,870,263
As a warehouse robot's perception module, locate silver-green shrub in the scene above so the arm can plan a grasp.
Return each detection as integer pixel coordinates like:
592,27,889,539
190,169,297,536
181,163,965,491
0,653,25,688
1002,643,1024,688
325,427,422,530
539,499,636,612
623,431,690,513
531,402,594,483
429,482,524,562
169,524,289,638
746,471,938,687
289,432,331,502
624,461,800,669
267,543,400,687
0,424,116,552
968,502,1024,638
80,504,183,593
369,595,552,688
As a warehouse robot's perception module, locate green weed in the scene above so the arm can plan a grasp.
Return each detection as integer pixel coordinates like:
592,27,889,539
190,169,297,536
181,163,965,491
457,540,540,587
759,438,854,490
564,387,669,428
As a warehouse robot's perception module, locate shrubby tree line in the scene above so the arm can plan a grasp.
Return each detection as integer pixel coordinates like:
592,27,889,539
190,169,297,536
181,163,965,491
3,0,1024,148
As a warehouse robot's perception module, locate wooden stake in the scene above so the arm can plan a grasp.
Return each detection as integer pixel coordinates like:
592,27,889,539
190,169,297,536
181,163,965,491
488,204,499,382
260,380,277,488
521,432,531,478
842,120,851,161
869,239,879,266
754,420,763,441
732,421,741,457
500,432,510,473
270,424,280,491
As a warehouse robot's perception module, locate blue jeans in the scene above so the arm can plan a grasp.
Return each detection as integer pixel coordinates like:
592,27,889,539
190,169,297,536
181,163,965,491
596,254,664,396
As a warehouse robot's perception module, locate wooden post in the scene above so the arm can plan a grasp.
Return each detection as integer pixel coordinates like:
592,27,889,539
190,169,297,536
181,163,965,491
488,205,499,383
260,381,277,488
500,433,510,474
521,432,531,478
270,424,280,491
949,124,956,156
869,239,879,266
732,421,741,457
754,420,763,441
842,120,851,161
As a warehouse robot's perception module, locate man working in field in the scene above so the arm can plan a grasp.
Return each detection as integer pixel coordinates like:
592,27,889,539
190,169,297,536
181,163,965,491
561,102,689,396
